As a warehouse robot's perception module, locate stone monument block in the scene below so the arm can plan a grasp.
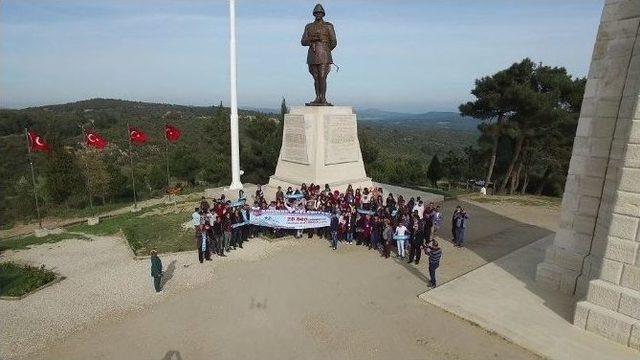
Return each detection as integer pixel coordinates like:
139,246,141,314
535,0,640,348
269,106,372,192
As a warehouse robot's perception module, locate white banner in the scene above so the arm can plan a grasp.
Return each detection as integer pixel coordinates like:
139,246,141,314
249,209,331,229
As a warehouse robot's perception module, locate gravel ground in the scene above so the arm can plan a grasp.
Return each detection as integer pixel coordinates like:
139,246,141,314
0,233,296,360
24,237,539,360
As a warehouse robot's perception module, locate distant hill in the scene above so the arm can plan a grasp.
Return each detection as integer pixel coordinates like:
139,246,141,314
242,106,279,115
356,108,480,132
22,98,266,117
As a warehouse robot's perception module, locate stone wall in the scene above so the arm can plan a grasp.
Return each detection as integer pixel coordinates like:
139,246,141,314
535,0,640,349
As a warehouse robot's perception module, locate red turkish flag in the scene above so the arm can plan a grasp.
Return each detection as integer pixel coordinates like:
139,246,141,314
164,124,181,143
129,127,147,145
85,130,108,149
27,131,50,153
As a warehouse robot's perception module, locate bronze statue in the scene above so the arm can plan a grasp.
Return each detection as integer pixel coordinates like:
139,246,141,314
301,4,337,106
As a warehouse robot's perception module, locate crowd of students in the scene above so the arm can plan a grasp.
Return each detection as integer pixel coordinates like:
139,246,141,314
146,182,471,293
180,183,470,290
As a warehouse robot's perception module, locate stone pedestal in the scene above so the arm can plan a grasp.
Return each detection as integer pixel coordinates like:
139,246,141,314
269,106,372,192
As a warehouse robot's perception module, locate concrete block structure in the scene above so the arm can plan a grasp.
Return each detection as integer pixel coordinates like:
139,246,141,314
535,0,640,349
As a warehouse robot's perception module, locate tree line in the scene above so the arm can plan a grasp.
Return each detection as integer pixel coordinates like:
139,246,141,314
0,101,282,225
423,58,585,195
0,58,585,226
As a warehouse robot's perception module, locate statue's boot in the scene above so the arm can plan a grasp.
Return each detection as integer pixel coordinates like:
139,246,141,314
319,96,332,106
306,97,322,106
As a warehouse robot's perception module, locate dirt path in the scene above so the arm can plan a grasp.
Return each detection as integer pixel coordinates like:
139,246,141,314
26,239,538,360
0,234,297,359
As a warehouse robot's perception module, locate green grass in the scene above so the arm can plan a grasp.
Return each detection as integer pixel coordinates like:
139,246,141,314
1,203,194,256
0,262,57,297
122,211,194,256
0,232,91,252
67,205,163,236
69,205,194,256
0,223,13,231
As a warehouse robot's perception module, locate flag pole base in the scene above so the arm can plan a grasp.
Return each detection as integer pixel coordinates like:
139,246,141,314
228,181,243,191
34,228,49,238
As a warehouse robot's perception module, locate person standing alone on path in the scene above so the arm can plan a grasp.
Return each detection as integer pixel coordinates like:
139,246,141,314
150,249,163,293
425,240,442,287
453,207,469,247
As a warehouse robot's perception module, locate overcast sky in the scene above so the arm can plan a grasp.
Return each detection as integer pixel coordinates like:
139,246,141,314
1,0,603,112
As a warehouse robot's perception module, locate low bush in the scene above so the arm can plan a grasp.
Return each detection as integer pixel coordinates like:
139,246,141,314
0,262,56,297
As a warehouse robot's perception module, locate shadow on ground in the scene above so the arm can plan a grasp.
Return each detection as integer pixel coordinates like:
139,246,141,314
402,199,566,318
161,260,177,289
161,350,182,360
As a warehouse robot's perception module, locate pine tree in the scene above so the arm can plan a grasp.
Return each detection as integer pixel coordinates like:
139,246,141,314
45,146,84,206
427,154,443,188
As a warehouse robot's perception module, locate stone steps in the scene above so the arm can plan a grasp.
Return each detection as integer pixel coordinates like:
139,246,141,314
586,279,640,321
575,284,640,349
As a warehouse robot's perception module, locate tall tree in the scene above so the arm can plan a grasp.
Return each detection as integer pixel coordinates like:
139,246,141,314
498,63,583,193
427,154,443,188
78,148,111,205
459,60,532,186
441,150,464,186
45,146,84,206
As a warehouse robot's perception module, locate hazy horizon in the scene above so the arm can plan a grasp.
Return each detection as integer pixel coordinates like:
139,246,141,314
1,0,603,112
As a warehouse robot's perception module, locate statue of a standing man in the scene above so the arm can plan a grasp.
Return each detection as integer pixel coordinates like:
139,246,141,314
301,4,337,106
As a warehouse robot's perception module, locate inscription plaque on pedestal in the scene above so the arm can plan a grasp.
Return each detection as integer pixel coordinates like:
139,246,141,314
324,115,359,165
269,106,372,192
281,115,309,164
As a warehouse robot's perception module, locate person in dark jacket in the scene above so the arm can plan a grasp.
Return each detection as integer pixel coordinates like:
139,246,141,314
370,215,382,251
150,249,163,292
453,207,470,247
212,215,224,256
425,240,442,287
451,206,461,241
222,213,232,252
382,219,394,258
408,214,425,265
330,211,339,250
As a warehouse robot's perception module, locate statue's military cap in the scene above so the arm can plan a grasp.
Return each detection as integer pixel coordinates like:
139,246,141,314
313,4,325,15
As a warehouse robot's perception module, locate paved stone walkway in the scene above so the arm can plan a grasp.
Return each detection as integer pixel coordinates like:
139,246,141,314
420,235,640,360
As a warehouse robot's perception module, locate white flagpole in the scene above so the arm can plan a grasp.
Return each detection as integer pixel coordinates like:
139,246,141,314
228,0,243,190
24,128,43,229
